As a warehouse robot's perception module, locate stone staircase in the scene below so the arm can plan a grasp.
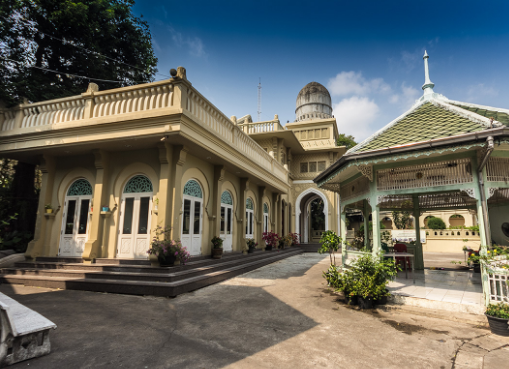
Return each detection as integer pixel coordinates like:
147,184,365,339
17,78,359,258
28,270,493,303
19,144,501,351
0,248,302,297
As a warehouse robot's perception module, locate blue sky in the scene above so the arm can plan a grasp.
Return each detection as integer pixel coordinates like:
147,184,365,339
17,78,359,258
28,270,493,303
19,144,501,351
133,0,509,141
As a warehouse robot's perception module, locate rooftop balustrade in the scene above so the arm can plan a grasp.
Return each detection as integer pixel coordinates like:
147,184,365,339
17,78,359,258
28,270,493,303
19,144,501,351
237,120,285,134
0,78,289,184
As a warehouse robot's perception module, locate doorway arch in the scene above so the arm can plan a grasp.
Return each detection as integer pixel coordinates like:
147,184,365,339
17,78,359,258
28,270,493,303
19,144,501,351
117,175,153,258
181,179,204,255
220,190,233,252
295,189,328,243
59,178,93,257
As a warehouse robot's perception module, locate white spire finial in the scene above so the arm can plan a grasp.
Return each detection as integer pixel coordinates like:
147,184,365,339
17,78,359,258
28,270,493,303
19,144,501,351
422,50,435,96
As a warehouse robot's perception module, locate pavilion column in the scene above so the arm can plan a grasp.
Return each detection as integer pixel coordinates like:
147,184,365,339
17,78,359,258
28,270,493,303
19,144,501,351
340,211,348,267
169,146,189,241
83,150,110,262
25,155,56,260
412,195,424,270
363,200,370,250
370,197,382,257
473,157,490,306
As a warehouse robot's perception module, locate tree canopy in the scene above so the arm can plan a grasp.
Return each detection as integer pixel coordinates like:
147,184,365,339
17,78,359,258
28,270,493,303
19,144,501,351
0,0,158,106
336,134,357,149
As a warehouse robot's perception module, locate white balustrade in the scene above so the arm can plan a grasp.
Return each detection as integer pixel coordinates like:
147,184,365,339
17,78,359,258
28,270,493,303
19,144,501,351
93,84,173,118
486,157,509,182
238,121,284,134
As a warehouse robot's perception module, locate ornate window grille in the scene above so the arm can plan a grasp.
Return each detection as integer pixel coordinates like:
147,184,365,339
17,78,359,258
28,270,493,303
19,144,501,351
67,179,93,196
183,180,202,198
263,203,269,213
246,198,254,210
221,191,233,205
486,157,509,182
340,176,370,202
377,158,473,191
124,175,153,193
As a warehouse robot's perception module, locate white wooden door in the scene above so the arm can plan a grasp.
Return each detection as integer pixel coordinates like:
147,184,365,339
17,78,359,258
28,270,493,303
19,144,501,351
59,196,92,257
117,194,152,258
220,205,233,252
181,196,202,255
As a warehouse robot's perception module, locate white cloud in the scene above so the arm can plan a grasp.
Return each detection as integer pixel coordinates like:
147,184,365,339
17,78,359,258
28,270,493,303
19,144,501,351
389,83,420,110
168,27,206,58
327,71,391,96
333,96,380,141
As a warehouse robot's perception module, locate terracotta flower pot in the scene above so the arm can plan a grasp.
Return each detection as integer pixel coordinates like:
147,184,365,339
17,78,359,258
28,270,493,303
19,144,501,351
45,209,53,214
212,248,223,259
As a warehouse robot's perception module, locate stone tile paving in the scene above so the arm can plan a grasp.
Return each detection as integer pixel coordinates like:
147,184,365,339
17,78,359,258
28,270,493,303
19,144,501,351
388,269,484,308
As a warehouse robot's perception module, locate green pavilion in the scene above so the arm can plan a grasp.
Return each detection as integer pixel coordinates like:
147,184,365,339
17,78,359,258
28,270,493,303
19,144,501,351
314,52,509,305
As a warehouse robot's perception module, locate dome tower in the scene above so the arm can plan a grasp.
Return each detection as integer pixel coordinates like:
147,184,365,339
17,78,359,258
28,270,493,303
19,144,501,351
295,82,333,122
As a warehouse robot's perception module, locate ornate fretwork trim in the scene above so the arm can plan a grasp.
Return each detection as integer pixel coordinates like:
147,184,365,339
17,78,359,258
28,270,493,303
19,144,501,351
488,187,499,199
357,164,373,182
366,198,371,206
462,188,475,199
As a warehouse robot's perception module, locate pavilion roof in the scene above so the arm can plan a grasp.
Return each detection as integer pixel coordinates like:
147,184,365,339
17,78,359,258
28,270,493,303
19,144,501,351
348,96,504,154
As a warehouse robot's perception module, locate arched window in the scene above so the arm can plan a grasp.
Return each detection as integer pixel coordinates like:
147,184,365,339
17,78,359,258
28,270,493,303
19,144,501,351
263,203,269,233
67,179,93,196
124,175,153,193
246,198,254,238
221,191,233,205
220,191,233,251
183,179,203,198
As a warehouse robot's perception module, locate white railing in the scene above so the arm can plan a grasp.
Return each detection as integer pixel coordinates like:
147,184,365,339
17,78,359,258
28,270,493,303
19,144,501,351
21,97,86,128
377,158,473,191
93,84,173,118
1,110,16,131
238,121,284,134
486,157,509,182
487,258,509,303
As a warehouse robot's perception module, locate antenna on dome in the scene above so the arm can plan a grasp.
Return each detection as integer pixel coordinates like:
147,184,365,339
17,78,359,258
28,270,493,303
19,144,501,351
422,50,435,96
257,78,262,122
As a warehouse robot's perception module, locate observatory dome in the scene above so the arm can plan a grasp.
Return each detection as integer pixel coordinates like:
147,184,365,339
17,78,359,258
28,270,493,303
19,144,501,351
295,82,333,122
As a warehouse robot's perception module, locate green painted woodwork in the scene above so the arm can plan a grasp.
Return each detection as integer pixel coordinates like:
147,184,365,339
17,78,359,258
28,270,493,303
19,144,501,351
356,103,486,153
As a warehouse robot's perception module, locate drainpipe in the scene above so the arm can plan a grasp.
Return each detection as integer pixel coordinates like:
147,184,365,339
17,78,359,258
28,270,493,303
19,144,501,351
478,136,494,247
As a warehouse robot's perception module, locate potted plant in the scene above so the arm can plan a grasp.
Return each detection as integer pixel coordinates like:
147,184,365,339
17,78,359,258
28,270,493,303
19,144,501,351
154,198,159,211
262,231,279,251
288,232,300,246
211,236,223,259
335,254,399,309
147,226,190,266
101,205,110,212
318,230,343,266
246,238,257,253
485,303,509,336
44,204,53,214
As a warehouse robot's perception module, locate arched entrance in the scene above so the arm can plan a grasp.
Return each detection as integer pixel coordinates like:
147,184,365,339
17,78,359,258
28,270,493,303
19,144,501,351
220,191,233,252
246,198,254,239
295,189,328,243
117,175,153,258
181,179,203,255
59,179,93,256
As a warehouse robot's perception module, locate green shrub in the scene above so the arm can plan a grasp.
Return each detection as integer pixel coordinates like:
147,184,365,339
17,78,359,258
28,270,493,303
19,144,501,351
427,217,446,230
486,303,509,319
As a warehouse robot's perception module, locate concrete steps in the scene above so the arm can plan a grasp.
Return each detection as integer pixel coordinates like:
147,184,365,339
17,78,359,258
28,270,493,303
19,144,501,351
0,248,302,297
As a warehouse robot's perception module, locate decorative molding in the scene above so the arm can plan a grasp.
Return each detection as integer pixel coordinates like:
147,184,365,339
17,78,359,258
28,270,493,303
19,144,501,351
366,198,371,205
357,164,373,182
293,180,314,184
176,146,189,166
462,188,475,198
488,187,499,199
377,195,387,205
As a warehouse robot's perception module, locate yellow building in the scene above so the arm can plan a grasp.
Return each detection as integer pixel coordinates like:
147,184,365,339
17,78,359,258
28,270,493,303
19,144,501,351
0,68,346,261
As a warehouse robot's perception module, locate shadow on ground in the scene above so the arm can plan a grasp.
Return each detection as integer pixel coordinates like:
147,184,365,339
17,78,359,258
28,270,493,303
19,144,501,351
1,282,318,369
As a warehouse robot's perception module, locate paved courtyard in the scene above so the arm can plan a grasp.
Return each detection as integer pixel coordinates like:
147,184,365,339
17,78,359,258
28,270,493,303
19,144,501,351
2,253,508,369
